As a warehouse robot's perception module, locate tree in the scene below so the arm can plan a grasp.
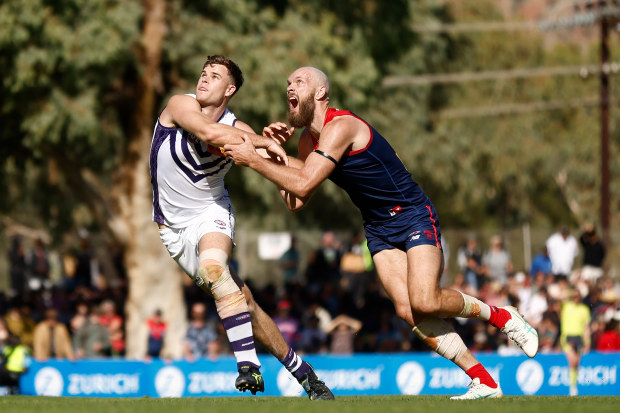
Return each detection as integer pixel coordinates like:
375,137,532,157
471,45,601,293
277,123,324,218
0,0,390,356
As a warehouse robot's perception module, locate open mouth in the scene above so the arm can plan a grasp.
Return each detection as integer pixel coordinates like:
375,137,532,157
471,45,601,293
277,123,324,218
288,95,298,109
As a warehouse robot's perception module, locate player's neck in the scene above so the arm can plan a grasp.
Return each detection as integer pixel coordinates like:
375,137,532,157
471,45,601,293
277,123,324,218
308,105,329,139
201,103,227,122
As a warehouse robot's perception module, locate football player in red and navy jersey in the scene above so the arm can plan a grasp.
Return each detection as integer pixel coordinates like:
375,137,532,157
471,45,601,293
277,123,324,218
225,66,540,400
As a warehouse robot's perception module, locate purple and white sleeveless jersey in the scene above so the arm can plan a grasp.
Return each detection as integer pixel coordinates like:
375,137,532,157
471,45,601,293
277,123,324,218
149,96,236,227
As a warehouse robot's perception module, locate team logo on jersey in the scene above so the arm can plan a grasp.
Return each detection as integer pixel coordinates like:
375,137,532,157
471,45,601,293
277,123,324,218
388,206,402,216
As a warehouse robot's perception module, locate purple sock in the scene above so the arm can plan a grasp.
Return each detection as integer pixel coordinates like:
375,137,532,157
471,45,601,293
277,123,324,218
280,347,312,381
221,312,261,369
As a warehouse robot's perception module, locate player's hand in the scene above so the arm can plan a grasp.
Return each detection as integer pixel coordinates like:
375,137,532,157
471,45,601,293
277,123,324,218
224,135,257,166
263,122,294,145
265,139,289,165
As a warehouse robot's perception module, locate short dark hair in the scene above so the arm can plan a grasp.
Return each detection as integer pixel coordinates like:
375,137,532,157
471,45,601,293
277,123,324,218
203,55,244,95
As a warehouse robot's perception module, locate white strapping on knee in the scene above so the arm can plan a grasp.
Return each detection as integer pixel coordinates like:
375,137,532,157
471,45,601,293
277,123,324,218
216,292,249,319
198,248,239,300
458,291,491,320
199,248,228,267
412,317,467,362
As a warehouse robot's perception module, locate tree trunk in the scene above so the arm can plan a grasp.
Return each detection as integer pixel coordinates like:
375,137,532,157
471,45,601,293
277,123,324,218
115,0,187,359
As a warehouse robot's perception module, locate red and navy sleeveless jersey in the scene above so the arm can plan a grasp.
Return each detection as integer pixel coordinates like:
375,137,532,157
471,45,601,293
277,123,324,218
317,108,434,224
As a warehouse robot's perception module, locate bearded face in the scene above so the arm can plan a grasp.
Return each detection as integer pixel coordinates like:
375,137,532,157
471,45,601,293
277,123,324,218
287,93,315,128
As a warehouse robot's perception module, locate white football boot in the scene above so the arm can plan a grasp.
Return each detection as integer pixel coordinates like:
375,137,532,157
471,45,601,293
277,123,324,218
501,306,539,358
451,378,503,400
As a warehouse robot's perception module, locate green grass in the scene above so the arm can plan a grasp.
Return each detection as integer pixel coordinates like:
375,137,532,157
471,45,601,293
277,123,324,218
0,395,618,413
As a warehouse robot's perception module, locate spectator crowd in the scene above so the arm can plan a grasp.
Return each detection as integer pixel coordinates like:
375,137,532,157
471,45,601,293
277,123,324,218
1,225,619,393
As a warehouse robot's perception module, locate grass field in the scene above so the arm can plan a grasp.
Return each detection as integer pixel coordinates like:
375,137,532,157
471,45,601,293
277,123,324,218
1,395,618,413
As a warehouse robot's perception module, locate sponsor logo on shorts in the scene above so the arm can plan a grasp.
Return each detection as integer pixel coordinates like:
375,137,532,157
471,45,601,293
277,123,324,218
214,219,227,229
388,206,402,216
423,230,435,240
408,231,420,241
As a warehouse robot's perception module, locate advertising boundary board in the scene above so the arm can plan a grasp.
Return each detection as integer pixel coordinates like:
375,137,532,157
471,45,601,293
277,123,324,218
17,352,619,397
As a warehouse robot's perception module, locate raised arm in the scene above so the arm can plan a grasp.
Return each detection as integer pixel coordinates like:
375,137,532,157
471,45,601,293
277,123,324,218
161,94,284,152
225,117,360,210
277,130,316,210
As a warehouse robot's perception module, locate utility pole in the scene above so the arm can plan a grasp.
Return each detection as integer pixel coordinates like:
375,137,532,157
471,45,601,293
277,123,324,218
517,0,618,248
600,13,611,248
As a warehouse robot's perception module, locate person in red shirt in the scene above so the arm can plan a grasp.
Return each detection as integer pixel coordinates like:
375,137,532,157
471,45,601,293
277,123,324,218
146,309,166,358
99,300,125,356
597,319,620,351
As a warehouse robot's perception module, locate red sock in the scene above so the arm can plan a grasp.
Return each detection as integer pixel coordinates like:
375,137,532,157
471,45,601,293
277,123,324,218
488,306,510,329
466,363,497,388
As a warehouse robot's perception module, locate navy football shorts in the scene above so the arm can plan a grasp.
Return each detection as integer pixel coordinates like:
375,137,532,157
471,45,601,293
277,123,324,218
364,204,442,255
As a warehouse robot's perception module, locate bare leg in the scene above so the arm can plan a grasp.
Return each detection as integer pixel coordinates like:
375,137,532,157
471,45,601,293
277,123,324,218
240,283,289,360
406,245,465,317
564,346,581,395
372,248,478,371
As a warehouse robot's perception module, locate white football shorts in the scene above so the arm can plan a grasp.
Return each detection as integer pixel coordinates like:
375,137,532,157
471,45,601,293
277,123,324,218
158,196,236,279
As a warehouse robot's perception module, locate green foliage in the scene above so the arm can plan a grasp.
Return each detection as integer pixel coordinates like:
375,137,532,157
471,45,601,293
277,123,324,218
0,0,617,239
0,0,141,235
367,0,618,230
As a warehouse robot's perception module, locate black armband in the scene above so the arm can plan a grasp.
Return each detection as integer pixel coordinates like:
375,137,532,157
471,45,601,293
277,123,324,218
313,149,338,165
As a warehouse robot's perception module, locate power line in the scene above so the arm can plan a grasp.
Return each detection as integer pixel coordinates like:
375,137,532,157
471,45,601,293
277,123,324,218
409,4,620,33
432,96,612,119
382,62,620,87
410,21,536,33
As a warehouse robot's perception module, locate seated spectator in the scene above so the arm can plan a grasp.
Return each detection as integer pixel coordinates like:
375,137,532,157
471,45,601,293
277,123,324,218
456,235,483,292
579,224,605,284
326,314,362,355
4,304,35,349
183,302,217,362
99,300,124,357
596,319,620,351
530,246,552,278
146,309,166,359
509,272,532,316
0,323,31,395
273,300,300,349
69,301,89,336
279,235,301,286
73,306,111,359
538,311,560,353
600,278,619,304
523,287,549,329
32,308,74,361
482,235,513,286
375,309,402,352
297,314,328,354
446,273,477,297
548,275,571,302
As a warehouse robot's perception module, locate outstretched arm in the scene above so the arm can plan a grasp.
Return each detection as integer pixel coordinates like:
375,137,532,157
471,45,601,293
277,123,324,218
226,135,335,203
225,118,357,210
160,94,287,160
